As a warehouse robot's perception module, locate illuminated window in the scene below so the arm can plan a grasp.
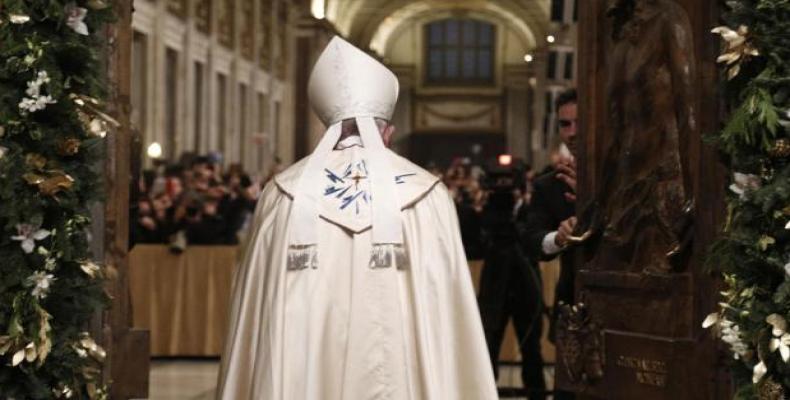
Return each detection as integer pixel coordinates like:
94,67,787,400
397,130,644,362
551,0,578,24
425,18,495,85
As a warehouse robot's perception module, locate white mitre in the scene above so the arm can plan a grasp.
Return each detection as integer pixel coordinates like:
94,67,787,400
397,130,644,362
308,36,399,125
286,36,407,270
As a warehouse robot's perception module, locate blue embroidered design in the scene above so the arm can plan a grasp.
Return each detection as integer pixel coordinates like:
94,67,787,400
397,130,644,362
395,173,417,184
323,160,414,215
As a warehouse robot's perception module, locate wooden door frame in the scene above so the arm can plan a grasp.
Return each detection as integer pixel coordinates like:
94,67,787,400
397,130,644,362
101,0,151,398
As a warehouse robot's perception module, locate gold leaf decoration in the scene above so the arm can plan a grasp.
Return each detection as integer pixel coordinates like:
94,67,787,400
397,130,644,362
26,153,47,170
769,139,790,158
712,25,760,80
58,138,81,156
38,171,75,197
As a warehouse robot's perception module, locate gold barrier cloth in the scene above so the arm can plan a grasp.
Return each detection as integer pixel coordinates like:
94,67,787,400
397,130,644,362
129,245,239,357
129,246,558,359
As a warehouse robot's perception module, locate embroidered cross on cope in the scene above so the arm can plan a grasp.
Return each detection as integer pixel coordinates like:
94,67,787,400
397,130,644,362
351,171,367,190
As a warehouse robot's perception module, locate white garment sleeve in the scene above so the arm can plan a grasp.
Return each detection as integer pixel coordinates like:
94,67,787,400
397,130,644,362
542,231,564,255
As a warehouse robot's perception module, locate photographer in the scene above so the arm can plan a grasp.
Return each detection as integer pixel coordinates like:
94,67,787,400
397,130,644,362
477,159,546,400
520,88,578,400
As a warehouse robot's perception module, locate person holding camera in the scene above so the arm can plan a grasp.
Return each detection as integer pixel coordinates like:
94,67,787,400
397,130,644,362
478,167,546,400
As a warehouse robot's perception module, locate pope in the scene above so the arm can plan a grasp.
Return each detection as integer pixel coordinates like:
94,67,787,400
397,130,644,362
217,36,497,400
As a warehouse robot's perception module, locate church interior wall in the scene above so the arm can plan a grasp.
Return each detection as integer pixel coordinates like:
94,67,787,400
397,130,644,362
372,10,539,167
130,0,300,177
128,0,573,173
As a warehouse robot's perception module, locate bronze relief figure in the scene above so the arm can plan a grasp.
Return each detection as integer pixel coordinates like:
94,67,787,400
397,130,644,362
583,0,697,273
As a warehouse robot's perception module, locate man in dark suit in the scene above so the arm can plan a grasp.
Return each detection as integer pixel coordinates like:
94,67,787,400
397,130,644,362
520,88,578,399
478,182,546,400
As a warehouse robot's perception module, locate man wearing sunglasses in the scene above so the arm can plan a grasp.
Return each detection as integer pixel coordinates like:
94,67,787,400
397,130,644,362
519,88,578,400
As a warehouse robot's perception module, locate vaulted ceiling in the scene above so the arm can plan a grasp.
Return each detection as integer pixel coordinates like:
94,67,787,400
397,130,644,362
323,0,550,55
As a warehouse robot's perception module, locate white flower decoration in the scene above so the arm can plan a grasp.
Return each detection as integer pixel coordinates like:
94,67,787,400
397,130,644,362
753,360,767,383
729,172,761,199
9,14,31,24
18,71,56,113
11,224,51,254
54,384,75,399
767,314,790,362
0,146,7,160
65,3,89,35
80,261,101,278
23,54,37,66
784,261,790,277
779,109,790,129
702,313,722,329
74,346,87,358
11,342,36,367
702,312,750,359
712,25,746,48
25,271,55,299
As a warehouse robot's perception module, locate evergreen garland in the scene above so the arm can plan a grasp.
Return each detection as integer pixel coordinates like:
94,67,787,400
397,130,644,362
0,1,116,399
705,0,790,398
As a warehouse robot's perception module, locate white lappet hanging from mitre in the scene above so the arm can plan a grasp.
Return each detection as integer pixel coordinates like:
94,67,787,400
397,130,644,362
276,36,435,270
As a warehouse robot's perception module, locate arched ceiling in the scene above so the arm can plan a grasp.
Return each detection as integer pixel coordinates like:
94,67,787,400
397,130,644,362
324,0,549,56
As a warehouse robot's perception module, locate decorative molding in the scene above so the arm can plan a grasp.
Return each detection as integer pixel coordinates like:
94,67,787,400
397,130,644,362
163,15,187,50
389,64,417,88
422,104,497,122
214,47,234,74
189,30,211,62
254,70,272,93
195,0,211,34
271,80,285,102
259,0,272,69
503,63,531,87
131,0,156,33
167,0,188,19
276,1,290,79
237,60,254,85
414,99,502,132
241,0,255,60
218,0,236,48
556,302,604,387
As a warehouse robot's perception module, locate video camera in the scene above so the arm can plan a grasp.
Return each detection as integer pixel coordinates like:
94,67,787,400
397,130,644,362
483,154,526,210
479,154,527,244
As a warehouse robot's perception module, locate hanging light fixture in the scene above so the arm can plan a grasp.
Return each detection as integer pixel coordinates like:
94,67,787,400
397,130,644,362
147,142,163,159
311,0,326,20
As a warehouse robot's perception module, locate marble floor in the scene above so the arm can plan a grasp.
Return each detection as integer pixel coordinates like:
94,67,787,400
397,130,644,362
140,359,553,400
140,359,218,400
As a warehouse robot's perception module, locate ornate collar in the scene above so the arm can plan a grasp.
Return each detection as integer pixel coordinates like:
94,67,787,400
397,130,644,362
274,147,439,233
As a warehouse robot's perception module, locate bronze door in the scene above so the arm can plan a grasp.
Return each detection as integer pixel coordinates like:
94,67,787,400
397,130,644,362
557,1,729,398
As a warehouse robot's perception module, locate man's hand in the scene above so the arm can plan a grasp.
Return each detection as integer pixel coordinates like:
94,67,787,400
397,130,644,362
203,202,218,216
140,216,157,231
556,158,577,202
555,216,578,248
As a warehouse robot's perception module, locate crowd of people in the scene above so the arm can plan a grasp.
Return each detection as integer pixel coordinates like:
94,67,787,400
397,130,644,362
128,137,565,257
130,153,264,251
